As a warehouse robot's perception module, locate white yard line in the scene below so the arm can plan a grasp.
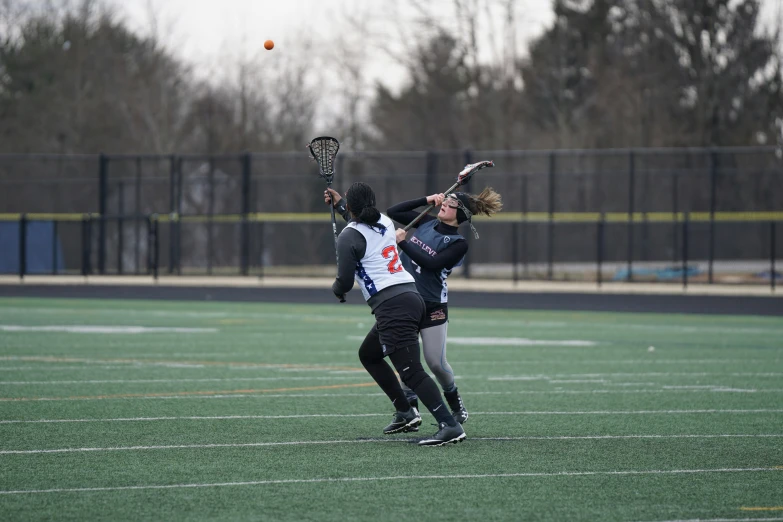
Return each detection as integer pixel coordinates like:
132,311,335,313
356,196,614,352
347,335,598,346
0,307,352,324
642,518,783,522
548,379,607,384
2,410,781,424
4,305,782,335
10,376,764,385
644,519,783,522
1,357,780,370
0,325,218,334
0,357,359,372
461,359,782,365
0,376,368,385
4,389,783,402
1,435,781,455
0,366,148,371
0,467,778,495
492,372,783,378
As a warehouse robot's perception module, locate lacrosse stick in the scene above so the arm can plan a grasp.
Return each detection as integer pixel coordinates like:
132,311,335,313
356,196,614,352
308,136,345,302
403,160,494,231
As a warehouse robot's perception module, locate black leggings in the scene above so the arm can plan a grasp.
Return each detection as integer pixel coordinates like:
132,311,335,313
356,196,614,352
358,293,447,415
359,337,430,405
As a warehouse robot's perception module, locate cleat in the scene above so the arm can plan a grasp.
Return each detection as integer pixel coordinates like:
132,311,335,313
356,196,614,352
418,422,466,446
444,389,468,424
383,407,422,434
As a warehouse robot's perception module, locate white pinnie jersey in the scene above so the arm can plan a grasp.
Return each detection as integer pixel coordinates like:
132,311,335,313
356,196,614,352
346,213,415,301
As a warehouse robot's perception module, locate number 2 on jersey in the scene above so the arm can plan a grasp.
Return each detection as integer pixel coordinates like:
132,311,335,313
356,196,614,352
382,245,403,274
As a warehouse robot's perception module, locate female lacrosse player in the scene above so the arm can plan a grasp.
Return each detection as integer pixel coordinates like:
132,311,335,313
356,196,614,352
329,181,466,446
325,183,502,426
386,186,503,424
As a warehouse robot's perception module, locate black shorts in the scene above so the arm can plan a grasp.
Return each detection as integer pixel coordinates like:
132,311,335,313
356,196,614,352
371,291,426,355
422,302,448,329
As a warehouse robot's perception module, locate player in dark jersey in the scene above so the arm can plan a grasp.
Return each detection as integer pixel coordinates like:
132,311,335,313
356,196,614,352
387,187,503,424
329,181,466,446
326,183,502,427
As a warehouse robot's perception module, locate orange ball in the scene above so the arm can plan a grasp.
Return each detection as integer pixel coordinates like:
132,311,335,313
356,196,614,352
264,40,274,50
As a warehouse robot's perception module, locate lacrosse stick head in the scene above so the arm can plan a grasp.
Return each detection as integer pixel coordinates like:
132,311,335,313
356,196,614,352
457,160,494,186
308,136,340,184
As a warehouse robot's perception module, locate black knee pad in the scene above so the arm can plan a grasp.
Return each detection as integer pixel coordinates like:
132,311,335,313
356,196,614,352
397,362,427,390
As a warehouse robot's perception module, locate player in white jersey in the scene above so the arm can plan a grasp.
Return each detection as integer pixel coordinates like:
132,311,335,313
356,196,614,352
330,182,465,446
328,184,503,429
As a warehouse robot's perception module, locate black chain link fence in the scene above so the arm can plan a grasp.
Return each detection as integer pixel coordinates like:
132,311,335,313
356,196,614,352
1,147,781,287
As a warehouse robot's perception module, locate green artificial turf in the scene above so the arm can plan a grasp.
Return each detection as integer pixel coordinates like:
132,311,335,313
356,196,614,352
0,297,781,521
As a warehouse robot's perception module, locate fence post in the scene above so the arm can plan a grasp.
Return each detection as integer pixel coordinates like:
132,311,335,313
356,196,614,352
168,155,177,274
176,157,183,275
682,213,689,289
82,214,92,276
118,181,124,275
627,150,635,282
772,221,777,292
240,152,251,276
52,220,58,275
153,216,159,281
18,214,27,279
134,157,142,274
597,214,605,287
521,174,528,278
708,150,717,284
547,152,555,280
207,157,215,276
512,221,519,283
98,154,108,274
148,215,159,280
257,221,265,281
672,171,679,265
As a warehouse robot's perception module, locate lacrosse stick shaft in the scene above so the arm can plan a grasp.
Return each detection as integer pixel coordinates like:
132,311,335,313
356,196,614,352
402,180,461,232
326,184,345,303
328,185,339,264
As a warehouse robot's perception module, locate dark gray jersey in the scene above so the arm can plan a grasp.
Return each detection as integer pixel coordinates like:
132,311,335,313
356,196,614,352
400,220,465,303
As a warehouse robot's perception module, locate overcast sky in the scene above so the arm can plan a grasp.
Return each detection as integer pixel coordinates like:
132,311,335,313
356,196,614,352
103,0,781,134
111,0,556,88
109,0,782,93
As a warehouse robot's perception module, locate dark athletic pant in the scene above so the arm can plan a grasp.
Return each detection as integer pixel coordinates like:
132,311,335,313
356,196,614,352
358,291,454,426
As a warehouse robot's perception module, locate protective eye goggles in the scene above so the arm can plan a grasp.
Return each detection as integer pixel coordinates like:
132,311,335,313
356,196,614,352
444,195,479,239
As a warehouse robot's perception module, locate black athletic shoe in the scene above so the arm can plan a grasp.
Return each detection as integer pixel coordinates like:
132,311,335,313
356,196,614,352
418,422,466,446
444,389,469,424
383,407,422,434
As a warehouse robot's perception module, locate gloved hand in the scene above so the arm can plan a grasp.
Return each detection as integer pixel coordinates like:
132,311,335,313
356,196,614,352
324,188,341,207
